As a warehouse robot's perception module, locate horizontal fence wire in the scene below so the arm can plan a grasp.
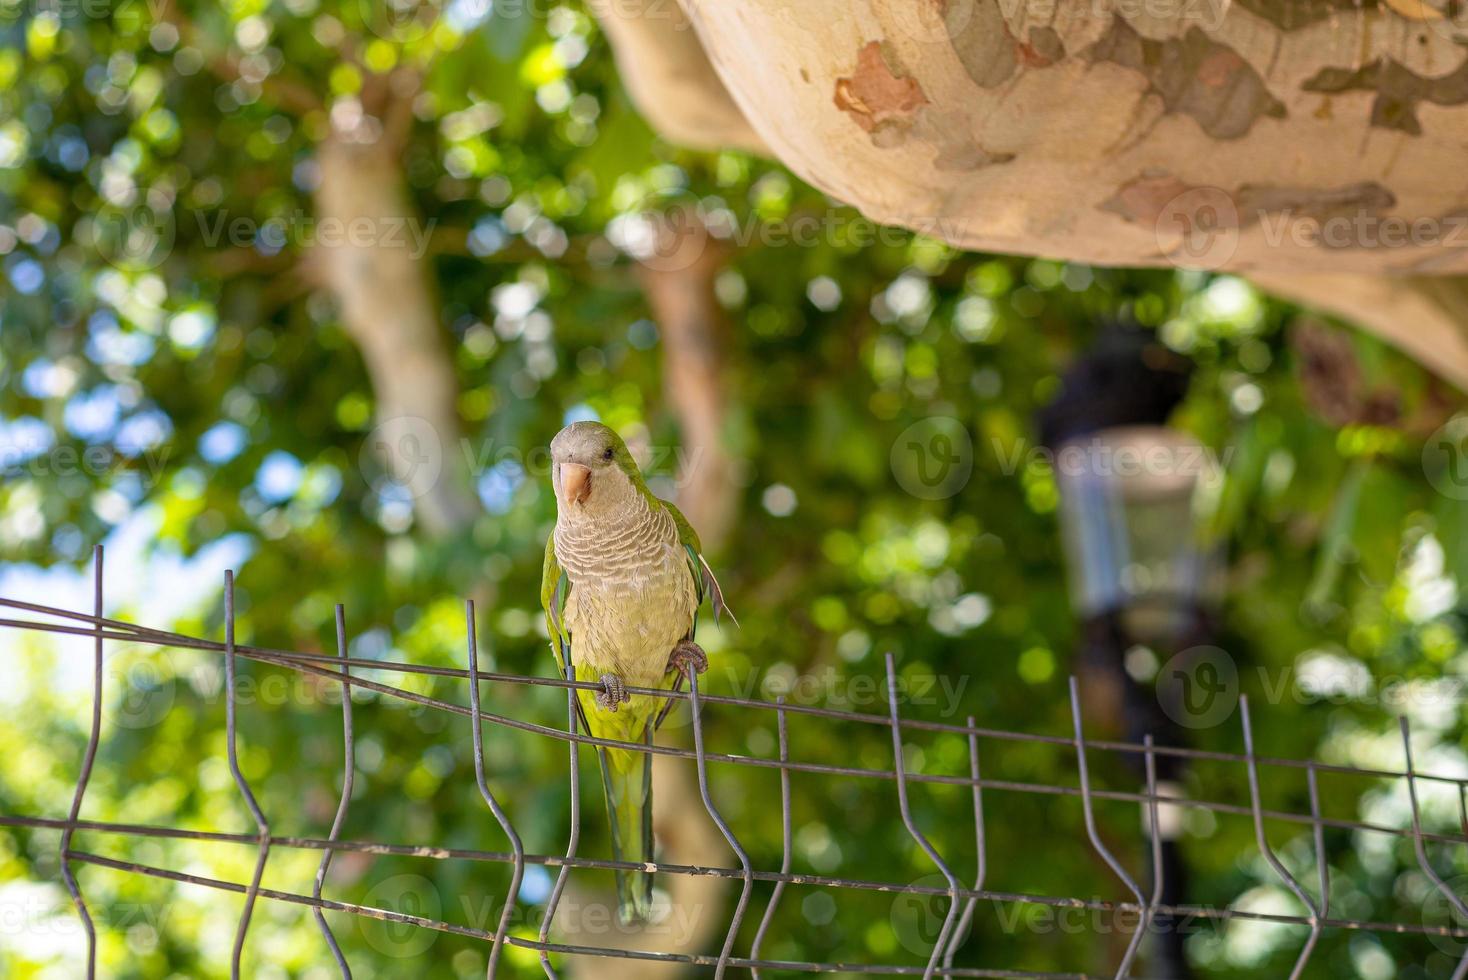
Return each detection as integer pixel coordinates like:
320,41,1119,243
2,546,1468,978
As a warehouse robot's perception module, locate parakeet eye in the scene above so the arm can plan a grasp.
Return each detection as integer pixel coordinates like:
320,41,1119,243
602,447,614,461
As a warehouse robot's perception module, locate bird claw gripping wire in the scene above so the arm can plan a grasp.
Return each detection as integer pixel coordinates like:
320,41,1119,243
666,639,708,679
596,672,630,711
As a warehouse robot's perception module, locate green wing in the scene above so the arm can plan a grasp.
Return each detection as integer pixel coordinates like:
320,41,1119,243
660,499,736,626
541,534,571,676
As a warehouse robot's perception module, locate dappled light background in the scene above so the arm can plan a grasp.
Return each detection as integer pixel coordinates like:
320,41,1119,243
1,0,1466,977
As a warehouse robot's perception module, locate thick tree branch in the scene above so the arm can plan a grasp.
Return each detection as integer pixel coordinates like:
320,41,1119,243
153,0,321,115
593,0,767,155
313,128,481,536
594,0,1468,389
1250,272,1468,393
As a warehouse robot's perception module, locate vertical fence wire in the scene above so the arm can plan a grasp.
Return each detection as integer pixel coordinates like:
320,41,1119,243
1400,717,1468,980
1067,677,1146,978
941,716,985,974
1140,735,1162,968
1240,695,1321,980
58,544,103,980
538,659,582,980
1460,784,1468,843
223,571,271,980
749,696,791,980
312,604,355,978
687,668,754,980
465,600,526,979
886,653,962,980
1304,766,1328,966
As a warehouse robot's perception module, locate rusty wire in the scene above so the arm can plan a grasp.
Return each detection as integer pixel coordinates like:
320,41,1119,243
4,546,1468,977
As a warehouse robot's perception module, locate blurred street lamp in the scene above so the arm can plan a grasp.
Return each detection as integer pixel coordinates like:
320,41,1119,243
1039,324,1223,979
1039,325,1225,678
1053,423,1224,650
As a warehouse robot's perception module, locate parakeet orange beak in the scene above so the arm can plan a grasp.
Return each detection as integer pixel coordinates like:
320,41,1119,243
560,463,591,507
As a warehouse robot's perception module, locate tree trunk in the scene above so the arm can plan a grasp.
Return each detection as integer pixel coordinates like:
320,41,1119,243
552,216,743,980
638,212,740,551
313,130,481,535
554,753,734,979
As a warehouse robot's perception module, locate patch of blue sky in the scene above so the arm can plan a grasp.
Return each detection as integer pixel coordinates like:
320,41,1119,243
199,421,247,464
446,0,491,31
54,132,89,171
86,311,156,367
468,216,508,257
22,359,72,398
519,865,553,905
7,257,43,294
0,417,53,461
477,459,525,514
115,410,173,454
255,450,304,502
298,463,343,508
0,507,255,701
167,308,215,351
63,386,123,442
562,403,598,425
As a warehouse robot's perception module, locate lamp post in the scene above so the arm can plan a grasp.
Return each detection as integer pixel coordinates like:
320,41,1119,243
1039,325,1222,978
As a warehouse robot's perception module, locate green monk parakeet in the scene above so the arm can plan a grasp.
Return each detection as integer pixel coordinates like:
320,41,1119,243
540,421,732,924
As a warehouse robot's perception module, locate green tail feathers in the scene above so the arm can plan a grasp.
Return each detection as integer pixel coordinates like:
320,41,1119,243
598,737,654,924
574,665,659,925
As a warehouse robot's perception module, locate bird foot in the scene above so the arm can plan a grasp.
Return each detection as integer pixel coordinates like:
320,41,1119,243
667,640,708,679
596,673,630,712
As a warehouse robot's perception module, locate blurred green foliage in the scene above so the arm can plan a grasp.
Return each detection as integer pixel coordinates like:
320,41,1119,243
1,0,1466,977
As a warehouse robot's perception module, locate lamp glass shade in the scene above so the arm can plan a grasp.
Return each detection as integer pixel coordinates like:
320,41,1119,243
1054,426,1223,646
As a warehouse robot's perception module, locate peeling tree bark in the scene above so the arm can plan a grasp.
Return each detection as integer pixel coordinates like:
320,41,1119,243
313,129,482,535
595,0,1468,390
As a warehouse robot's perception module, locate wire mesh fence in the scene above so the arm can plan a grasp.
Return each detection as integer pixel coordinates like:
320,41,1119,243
3,545,1468,978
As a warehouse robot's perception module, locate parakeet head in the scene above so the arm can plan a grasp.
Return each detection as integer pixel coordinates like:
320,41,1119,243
549,421,643,519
